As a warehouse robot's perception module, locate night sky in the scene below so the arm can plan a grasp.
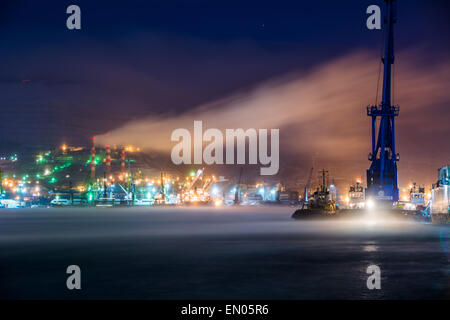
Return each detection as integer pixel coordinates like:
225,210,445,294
0,0,449,187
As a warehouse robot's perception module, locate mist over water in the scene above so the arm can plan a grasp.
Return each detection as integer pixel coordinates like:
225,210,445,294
0,207,448,299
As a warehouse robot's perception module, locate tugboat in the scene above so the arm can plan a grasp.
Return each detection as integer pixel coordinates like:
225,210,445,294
346,180,365,209
292,169,337,219
392,182,429,222
402,182,425,211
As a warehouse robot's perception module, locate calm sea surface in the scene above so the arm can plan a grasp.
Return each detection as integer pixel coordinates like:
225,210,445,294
0,206,448,299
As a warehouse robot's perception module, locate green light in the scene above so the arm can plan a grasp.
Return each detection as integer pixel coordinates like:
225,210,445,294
36,155,46,164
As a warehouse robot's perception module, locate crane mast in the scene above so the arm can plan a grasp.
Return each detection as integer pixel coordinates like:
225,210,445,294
366,0,400,203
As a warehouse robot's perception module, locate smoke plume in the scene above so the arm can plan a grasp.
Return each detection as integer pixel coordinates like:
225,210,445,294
97,50,450,186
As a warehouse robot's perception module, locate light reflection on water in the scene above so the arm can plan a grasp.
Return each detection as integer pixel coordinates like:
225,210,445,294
363,245,378,252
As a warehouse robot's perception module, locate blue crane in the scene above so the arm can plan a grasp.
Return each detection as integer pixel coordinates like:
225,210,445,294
366,0,400,203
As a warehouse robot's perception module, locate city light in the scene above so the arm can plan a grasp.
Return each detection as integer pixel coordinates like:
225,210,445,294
366,199,375,210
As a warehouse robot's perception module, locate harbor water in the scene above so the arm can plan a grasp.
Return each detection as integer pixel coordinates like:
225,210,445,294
0,206,448,299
